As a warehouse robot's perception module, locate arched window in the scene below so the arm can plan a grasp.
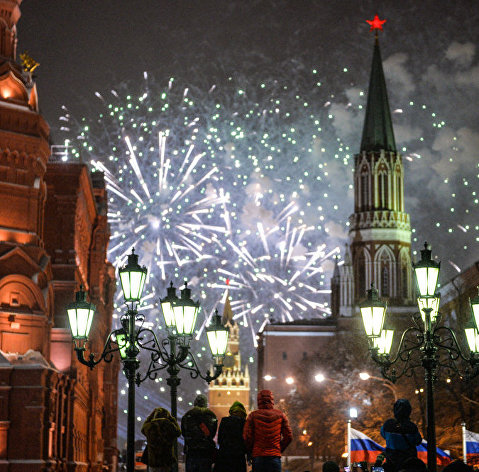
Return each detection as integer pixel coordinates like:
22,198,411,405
397,175,402,210
378,171,388,209
361,174,369,210
381,266,389,297
376,246,394,298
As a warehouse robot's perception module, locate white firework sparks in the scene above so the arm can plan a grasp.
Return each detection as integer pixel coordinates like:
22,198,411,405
60,78,232,319
98,130,228,280
215,201,339,346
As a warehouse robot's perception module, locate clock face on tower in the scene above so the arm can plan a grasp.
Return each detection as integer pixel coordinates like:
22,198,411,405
223,354,235,368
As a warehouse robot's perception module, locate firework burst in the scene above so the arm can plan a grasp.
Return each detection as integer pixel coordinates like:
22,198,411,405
60,76,233,320
214,200,339,346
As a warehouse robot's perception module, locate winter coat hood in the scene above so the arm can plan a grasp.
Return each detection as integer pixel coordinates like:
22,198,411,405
229,401,247,418
148,407,172,420
257,390,274,409
393,399,412,421
141,408,181,467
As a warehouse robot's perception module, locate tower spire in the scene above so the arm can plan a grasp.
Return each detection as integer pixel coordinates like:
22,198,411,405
222,280,234,325
360,15,396,153
331,15,413,311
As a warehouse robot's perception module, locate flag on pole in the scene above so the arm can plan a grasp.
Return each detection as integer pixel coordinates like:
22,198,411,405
465,429,479,462
350,428,385,463
416,440,452,466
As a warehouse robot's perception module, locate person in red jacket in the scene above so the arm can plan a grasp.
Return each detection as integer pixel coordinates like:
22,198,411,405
243,389,293,472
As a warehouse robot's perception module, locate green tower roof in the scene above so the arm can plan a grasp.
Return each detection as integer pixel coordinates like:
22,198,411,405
360,37,396,153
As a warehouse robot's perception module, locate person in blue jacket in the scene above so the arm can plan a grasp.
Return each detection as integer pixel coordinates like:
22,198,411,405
381,399,422,472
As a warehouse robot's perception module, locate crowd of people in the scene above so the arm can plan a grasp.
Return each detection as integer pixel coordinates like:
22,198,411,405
141,389,292,472
140,395,474,472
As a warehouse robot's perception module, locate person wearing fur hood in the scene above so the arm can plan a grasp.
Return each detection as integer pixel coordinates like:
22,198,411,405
141,407,181,472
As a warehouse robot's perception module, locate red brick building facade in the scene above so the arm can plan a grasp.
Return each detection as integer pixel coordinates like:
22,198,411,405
0,1,119,470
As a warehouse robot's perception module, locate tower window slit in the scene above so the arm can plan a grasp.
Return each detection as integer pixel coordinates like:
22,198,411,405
381,266,389,297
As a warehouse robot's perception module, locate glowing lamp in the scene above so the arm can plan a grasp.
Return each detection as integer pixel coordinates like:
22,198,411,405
373,330,394,355
172,282,200,336
119,248,147,303
418,295,440,324
465,321,479,354
360,284,387,338
413,242,440,298
160,282,178,328
115,331,130,360
206,310,229,358
470,288,479,331
67,287,96,340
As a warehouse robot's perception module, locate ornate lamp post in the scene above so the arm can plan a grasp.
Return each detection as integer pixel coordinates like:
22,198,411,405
137,286,228,472
66,249,228,472
361,242,479,472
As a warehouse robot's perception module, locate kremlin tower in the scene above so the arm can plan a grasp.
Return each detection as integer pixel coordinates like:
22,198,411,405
209,284,250,419
331,16,415,319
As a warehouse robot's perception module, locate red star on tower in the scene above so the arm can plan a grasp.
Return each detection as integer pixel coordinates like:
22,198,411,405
366,14,386,31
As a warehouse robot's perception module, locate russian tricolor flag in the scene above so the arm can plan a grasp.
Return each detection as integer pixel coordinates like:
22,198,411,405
350,428,385,463
416,440,452,466
465,429,479,463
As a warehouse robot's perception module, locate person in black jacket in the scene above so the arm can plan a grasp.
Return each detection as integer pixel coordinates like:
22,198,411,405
214,401,248,472
181,394,218,472
381,399,422,472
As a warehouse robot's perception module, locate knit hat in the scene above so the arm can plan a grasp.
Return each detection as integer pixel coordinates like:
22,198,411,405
194,394,208,408
257,389,274,408
393,398,412,421
229,401,247,418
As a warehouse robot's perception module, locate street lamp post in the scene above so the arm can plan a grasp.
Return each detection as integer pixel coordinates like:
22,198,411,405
137,297,228,472
360,242,479,472
66,249,228,472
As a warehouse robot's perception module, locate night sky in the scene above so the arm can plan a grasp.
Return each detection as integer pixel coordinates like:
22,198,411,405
17,0,479,444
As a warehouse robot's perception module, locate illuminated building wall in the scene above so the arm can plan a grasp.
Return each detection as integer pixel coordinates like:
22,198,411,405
256,319,337,401
0,1,119,470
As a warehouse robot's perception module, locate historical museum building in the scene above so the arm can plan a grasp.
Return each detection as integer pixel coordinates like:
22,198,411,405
0,1,118,470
